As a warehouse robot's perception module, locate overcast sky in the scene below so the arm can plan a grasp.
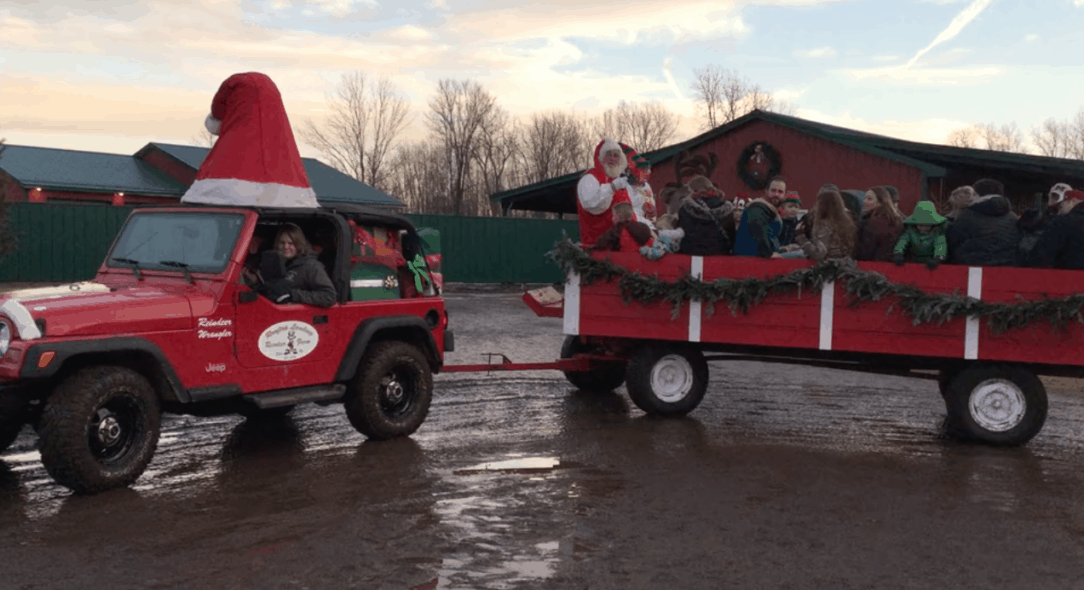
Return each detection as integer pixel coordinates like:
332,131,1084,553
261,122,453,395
2,0,1083,162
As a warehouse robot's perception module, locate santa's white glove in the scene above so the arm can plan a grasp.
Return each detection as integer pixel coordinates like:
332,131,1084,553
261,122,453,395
611,177,629,191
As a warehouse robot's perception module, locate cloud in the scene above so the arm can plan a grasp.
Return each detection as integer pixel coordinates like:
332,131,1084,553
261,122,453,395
1024,33,1037,42
905,0,994,68
795,46,837,58
846,64,1002,85
445,2,751,45
794,108,971,146
871,55,899,62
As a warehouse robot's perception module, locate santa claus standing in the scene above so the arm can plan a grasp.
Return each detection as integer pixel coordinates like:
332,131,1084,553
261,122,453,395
181,72,318,208
576,138,636,247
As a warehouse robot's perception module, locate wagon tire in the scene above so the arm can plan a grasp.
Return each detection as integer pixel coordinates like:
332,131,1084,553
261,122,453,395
560,336,626,392
345,341,432,440
38,366,161,494
943,363,1046,447
625,343,709,416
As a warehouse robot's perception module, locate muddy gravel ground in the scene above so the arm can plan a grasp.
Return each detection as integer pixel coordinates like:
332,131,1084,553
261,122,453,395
4,289,1084,589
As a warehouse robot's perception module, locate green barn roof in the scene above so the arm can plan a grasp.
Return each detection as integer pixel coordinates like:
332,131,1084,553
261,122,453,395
0,142,404,209
0,144,187,196
144,143,405,209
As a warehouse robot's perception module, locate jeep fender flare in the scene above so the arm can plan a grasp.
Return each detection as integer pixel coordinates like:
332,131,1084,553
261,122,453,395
335,316,441,382
20,337,188,403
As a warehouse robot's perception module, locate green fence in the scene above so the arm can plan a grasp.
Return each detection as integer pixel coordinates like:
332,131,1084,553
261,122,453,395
0,203,579,284
0,203,133,282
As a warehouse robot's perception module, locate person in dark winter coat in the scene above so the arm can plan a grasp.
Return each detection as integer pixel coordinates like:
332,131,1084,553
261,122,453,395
1025,189,1084,269
855,186,904,261
677,188,734,255
733,198,782,257
270,224,337,307
945,178,1019,267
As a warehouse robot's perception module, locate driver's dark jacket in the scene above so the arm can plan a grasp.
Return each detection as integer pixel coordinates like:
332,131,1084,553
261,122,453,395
285,254,337,307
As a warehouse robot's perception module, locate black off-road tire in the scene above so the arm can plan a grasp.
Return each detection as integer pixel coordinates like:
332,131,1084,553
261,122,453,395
625,343,709,416
345,341,433,440
38,366,161,494
943,363,1047,447
560,335,627,392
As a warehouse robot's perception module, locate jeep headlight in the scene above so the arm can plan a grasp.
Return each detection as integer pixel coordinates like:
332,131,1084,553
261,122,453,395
0,320,10,357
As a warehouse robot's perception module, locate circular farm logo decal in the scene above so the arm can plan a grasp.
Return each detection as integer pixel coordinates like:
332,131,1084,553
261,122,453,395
257,321,319,362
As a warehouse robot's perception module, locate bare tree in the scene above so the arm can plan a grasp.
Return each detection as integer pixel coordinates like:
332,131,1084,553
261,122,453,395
301,71,412,191
979,122,1026,153
1070,108,1084,159
520,110,591,183
948,126,980,148
690,65,726,130
472,107,521,214
691,65,795,129
1031,117,1071,158
426,79,499,215
191,126,216,148
385,142,451,214
588,101,679,152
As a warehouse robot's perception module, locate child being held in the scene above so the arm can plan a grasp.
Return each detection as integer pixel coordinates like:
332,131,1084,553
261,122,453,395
893,201,947,269
640,214,685,260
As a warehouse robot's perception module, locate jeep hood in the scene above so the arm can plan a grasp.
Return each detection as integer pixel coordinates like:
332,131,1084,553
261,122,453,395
1,282,196,339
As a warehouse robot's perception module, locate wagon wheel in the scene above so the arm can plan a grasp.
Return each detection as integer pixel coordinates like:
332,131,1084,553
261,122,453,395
625,342,709,416
560,336,627,393
942,363,1047,447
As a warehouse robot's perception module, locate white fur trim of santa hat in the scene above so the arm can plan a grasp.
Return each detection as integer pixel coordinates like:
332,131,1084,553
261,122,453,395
205,113,222,136
183,178,318,208
600,138,622,156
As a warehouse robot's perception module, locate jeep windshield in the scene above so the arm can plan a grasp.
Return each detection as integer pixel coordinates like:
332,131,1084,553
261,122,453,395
108,211,245,274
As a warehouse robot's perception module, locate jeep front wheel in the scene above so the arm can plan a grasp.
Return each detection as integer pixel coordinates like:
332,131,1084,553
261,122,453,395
345,341,433,440
38,366,161,494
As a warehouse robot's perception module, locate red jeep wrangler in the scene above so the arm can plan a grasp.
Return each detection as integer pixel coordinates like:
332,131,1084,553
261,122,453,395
0,203,451,494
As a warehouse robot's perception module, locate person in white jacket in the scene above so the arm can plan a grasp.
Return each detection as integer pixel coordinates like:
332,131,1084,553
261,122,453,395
576,138,633,246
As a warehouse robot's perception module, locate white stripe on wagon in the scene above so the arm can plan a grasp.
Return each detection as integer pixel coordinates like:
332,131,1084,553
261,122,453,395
819,281,835,351
965,266,983,360
689,256,704,342
349,279,385,288
564,271,581,336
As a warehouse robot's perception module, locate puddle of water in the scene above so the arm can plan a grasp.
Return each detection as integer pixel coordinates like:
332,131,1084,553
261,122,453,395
456,457,560,474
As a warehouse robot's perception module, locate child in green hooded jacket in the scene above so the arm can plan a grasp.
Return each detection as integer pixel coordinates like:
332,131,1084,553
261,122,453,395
893,201,947,269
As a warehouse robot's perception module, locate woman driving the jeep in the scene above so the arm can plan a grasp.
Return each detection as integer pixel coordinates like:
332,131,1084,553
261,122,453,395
264,224,337,308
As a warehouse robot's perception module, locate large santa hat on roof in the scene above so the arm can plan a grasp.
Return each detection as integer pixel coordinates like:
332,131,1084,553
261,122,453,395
181,72,318,208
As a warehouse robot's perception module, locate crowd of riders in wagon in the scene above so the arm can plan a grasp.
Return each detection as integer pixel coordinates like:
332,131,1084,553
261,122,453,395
577,139,1084,271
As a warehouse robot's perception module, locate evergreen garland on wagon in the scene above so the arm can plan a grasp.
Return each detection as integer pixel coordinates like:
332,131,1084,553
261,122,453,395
549,239,1084,335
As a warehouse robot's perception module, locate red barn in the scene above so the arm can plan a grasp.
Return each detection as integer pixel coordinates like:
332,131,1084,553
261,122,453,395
493,110,1084,217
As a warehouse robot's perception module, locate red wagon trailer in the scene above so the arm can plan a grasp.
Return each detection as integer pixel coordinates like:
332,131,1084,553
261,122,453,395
517,247,1084,447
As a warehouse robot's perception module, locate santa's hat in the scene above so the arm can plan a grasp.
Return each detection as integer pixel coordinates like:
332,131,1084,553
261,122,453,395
182,72,318,208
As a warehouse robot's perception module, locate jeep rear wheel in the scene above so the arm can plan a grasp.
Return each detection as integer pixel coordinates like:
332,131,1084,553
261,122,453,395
38,366,161,494
345,341,432,440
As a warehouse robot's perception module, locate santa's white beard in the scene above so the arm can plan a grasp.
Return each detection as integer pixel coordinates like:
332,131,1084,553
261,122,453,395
604,163,626,179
